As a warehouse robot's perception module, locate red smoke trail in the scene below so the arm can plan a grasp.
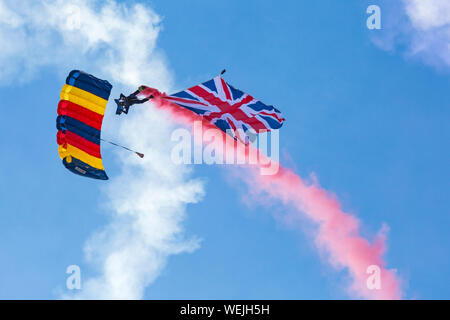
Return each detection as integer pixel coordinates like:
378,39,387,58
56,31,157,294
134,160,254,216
149,94,402,299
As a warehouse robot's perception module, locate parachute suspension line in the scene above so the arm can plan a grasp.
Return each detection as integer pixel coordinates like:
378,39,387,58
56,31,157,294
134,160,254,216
100,138,145,158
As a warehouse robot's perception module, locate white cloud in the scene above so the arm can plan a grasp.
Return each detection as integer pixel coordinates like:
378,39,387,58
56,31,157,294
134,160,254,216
403,0,450,67
405,0,450,30
373,0,450,69
0,0,172,89
0,0,205,299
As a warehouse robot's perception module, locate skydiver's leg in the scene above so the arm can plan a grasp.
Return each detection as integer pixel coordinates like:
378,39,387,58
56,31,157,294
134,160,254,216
126,97,141,105
125,90,140,101
132,97,151,105
128,95,153,105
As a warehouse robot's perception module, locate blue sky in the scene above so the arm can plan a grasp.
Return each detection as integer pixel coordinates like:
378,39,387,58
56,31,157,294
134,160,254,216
0,0,449,299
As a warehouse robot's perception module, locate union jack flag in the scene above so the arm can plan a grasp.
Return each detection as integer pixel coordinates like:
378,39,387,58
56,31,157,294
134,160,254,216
163,76,285,142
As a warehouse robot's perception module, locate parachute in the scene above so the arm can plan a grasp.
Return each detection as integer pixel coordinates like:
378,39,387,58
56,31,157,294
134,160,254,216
56,70,112,180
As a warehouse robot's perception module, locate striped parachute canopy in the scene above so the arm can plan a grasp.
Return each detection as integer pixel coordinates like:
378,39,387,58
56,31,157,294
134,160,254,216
56,70,112,180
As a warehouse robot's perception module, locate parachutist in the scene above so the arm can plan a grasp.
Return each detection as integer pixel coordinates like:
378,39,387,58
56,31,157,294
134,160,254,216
115,86,154,115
